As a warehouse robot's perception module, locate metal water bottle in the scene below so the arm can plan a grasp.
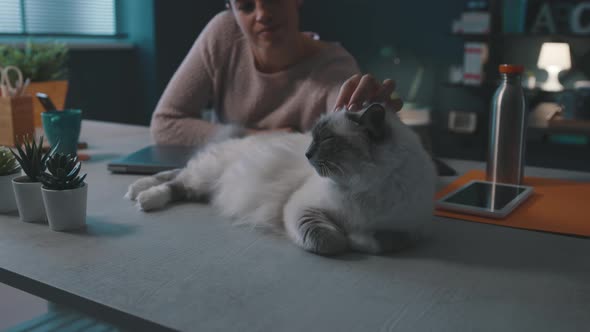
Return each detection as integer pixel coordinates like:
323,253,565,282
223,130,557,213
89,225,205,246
486,64,527,185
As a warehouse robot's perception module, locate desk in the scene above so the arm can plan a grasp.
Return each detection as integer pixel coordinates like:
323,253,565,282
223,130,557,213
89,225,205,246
1,120,589,332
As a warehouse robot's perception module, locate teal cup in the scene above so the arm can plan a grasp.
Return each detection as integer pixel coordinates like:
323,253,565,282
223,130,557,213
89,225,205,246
41,109,82,155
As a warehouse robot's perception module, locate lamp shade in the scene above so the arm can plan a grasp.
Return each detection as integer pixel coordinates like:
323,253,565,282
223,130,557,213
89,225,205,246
537,42,571,70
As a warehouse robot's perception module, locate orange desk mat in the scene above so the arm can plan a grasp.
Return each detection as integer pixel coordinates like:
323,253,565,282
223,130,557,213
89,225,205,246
435,170,590,237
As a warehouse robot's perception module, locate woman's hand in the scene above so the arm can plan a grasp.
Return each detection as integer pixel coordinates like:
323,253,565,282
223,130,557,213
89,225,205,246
334,74,404,112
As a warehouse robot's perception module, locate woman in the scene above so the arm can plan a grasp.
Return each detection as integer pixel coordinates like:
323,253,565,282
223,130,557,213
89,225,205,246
151,0,401,146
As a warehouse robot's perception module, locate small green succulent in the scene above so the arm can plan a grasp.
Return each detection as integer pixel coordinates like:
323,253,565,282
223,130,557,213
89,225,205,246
0,147,20,176
40,153,87,191
11,136,57,182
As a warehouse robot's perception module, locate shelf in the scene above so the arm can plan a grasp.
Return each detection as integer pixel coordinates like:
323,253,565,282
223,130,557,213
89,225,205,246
443,82,498,89
547,116,590,134
501,33,590,40
443,82,578,94
524,87,577,93
451,32,590,40
450,32,490,41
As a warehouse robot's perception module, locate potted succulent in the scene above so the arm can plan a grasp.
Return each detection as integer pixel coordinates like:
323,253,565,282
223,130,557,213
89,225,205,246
0,147,21,213
40,153,87,231
0,41,69,127
10,136,57,222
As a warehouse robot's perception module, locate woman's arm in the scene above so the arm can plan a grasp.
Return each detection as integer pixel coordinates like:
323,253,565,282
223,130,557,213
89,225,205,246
150,13,234,146
150,57,216,146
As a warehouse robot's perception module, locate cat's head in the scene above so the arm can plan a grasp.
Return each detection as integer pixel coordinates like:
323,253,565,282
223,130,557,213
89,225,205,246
305,103,392,182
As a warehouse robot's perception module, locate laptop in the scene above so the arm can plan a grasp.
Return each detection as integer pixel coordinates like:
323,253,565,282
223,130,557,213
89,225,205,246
108,145,199,174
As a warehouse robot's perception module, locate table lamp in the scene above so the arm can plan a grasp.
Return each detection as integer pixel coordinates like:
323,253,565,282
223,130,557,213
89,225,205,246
537,42,571,91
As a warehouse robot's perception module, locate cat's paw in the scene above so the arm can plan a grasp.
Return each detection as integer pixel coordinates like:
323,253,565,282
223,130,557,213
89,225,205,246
136,185,171,211
301,223,348,255
125,176,161,201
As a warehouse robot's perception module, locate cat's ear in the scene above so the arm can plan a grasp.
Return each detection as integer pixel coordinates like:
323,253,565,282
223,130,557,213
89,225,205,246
346,103,387,140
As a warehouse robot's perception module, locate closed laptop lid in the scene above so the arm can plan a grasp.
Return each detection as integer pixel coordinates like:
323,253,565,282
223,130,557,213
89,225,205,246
108,145,198,174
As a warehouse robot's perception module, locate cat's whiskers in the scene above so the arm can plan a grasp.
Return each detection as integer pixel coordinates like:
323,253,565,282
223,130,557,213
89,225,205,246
317,162,330,177
324,160,344,176
319,163,328,177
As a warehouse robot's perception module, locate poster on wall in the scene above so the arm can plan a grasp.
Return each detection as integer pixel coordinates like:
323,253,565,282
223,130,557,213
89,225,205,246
524,0,590,34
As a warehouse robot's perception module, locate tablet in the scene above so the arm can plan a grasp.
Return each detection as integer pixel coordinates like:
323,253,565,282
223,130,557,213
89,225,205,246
108,145,198,175
436,180,534,219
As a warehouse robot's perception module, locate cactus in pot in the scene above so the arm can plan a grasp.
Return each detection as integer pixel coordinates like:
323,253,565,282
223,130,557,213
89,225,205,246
0,147,20,175
10,136,57,222
40,153,87,231
0,147,21,213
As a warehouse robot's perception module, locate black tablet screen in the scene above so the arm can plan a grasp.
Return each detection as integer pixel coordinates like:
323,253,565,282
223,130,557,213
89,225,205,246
442,181,527,211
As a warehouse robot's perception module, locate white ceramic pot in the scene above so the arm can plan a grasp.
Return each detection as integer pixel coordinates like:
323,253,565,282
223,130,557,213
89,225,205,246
12,176,47,223
42,183,88,231
0,171,20,213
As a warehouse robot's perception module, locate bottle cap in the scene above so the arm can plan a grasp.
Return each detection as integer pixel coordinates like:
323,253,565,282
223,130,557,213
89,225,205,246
499,64,524,74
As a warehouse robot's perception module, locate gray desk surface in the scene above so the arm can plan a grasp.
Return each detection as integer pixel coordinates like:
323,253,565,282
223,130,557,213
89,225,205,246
1,120,589,332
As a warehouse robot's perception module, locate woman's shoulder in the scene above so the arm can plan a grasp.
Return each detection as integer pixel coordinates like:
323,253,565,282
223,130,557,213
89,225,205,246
199,10,245,52
206,10,242,36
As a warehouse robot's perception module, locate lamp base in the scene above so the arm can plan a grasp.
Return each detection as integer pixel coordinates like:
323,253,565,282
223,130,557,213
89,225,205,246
541,81,564,92
540,68,564,92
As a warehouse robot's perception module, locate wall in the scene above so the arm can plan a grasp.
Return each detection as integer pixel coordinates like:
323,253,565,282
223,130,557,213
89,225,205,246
119,0,157,124
58,0,157,125
153,0,224,96
77,0,223,125
302,0,466,107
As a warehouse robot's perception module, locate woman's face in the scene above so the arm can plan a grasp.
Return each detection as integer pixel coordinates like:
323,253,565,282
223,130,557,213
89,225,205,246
229,0,301,50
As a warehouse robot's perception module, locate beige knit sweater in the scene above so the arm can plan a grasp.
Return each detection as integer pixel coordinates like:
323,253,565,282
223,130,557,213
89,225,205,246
150,10,360,146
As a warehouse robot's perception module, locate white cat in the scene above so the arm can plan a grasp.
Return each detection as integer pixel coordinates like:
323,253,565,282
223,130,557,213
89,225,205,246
126,104,436,255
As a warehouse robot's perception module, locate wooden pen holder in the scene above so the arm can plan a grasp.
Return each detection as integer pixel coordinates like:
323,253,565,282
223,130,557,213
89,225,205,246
0,96,35,147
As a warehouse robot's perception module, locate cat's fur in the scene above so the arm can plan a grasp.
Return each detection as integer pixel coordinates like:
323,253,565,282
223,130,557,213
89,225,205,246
126,104,436,255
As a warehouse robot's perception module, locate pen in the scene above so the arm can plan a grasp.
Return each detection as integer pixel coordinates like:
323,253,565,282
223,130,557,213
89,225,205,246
19,78,31,97
36,92,58,111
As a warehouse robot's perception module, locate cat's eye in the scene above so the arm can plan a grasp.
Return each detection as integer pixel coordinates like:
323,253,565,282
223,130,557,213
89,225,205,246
322,136,336,143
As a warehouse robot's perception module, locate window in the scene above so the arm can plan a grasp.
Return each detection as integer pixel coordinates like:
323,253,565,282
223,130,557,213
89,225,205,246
0,0,117,36
0,0,21,34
